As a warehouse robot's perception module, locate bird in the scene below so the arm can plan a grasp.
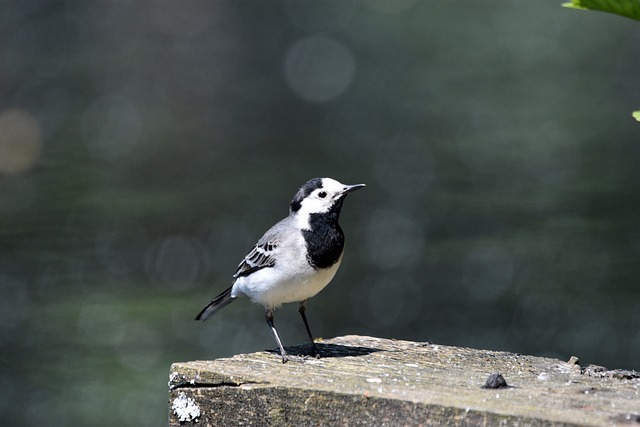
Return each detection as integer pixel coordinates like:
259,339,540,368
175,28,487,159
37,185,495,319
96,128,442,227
196,177,365,363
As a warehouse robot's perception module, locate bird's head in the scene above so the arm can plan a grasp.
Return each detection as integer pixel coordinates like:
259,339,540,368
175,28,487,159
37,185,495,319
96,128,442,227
289,177,365,219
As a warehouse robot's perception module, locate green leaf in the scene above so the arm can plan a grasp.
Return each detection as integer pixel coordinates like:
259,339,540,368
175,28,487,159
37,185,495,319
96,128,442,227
632,111,640,122
562,0,640,21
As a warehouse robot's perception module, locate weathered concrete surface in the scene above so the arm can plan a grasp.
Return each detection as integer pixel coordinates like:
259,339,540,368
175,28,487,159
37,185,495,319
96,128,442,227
169,335,640,426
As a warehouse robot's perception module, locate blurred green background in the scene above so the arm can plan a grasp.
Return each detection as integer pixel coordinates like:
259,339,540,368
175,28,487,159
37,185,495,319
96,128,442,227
1,1,639,426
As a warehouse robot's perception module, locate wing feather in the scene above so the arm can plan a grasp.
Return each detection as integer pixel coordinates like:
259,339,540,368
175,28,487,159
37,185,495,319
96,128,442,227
234,241,278,278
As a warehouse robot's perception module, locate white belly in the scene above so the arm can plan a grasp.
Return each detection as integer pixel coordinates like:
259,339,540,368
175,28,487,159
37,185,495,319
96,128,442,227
231,255,343,309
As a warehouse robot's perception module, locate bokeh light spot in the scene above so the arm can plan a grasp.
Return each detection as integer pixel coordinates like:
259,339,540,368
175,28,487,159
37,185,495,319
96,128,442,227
284,36,356,103
366,209,425,270
462,245,515,303
0,109,42,174
144,235,210,290
94,219,148,278
81,94,142,160
116,321,162,372
77,295,126,347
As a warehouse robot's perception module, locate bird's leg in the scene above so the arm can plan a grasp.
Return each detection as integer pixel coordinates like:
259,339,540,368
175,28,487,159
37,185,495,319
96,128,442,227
298,300,320,358
265,309,289,363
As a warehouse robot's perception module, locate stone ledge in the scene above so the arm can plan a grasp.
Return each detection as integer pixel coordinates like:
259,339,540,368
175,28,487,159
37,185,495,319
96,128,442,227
169,335,640,426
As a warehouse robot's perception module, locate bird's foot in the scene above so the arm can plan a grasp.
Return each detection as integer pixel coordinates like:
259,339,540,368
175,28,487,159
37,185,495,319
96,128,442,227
278,352,310,364
267,343,322,363
271,349,318,364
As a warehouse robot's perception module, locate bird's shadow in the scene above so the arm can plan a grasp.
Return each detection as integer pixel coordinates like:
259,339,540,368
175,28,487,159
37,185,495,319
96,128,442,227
267,342,380,359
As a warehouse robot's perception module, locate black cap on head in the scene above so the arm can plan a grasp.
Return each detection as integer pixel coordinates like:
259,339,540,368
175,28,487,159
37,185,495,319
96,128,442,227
290,178,323,213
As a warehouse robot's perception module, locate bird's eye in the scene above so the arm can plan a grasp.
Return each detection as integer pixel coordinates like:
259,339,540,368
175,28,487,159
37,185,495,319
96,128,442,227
318,191,327,198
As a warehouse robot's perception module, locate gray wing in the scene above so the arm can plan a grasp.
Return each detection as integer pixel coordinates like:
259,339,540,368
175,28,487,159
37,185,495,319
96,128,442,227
234,240,278,278
233,217,292,278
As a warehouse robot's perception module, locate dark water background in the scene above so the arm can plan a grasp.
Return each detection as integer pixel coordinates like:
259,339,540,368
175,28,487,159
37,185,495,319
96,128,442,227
1,1,639,425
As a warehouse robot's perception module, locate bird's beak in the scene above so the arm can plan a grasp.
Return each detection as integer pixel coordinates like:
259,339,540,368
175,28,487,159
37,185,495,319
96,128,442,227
342,183,366,194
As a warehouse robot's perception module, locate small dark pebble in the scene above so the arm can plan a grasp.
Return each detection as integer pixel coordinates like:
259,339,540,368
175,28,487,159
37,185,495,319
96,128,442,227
482,373,508,389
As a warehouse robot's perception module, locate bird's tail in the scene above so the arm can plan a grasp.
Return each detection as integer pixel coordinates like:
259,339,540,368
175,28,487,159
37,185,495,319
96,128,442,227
195,286,235,321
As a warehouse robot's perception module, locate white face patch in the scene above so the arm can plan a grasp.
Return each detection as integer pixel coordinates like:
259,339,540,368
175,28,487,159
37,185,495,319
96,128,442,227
293,178,348,227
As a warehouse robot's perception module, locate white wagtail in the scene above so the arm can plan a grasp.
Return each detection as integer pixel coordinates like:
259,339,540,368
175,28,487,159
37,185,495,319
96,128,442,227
196,177,365,363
